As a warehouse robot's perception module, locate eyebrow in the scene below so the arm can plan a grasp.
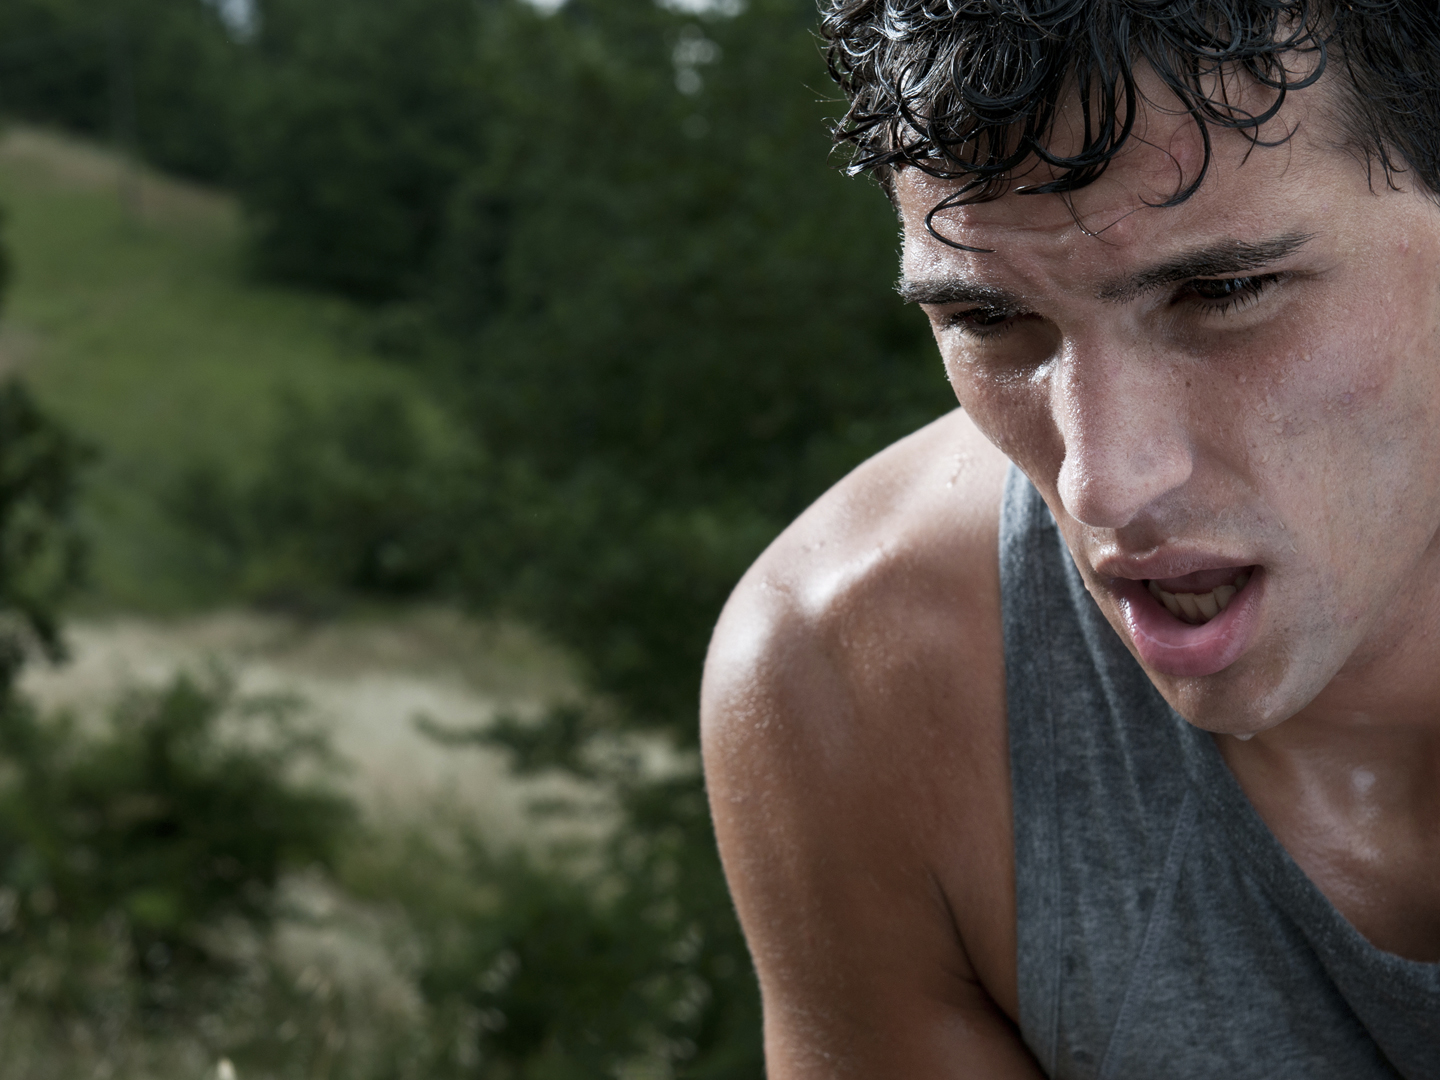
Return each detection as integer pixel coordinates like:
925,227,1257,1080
1095,232,1316,303
896,278,1023,308
897,231,1316,309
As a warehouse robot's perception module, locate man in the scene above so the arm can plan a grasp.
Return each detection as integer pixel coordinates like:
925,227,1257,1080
701,3,1440,1077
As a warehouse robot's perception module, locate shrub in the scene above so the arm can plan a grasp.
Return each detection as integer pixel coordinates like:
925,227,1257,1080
0,377,89,688
0,674,354,1012
343,788,760,1080
170,387,478,609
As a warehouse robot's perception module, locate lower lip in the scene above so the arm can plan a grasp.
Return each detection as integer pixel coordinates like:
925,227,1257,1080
1112,570,1265,678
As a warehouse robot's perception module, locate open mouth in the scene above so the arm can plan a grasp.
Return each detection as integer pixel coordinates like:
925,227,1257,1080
1117,565,1265,677
1146,569,1254,625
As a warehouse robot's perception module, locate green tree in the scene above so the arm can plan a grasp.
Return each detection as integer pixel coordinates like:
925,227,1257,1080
0,0,242,182
237,0,490,299
435,0,946,742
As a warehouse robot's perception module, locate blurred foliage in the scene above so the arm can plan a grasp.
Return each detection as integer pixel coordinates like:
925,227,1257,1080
0,676,352,1011
0,0,242,181
170,389,477,608
0,379,89,666
188,0,947,742
192,2,942,1075
343,783,761,1080
0,184,89,679
0,380,88,674
403,713,759,1078
238,0,489,300
0,0,952,1075
0,224,359,1057
0,326,402,1075
445,0,944,740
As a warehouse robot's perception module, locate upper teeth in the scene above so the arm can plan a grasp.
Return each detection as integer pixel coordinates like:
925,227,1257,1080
1148,571,1251,624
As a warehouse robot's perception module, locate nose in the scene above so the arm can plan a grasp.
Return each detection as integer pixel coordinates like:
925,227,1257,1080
1052,339,1194,530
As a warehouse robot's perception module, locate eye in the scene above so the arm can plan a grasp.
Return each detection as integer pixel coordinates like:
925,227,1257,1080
939,306,1021,340
1180,273,1285,315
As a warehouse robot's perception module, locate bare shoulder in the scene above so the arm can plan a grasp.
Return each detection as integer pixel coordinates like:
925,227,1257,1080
702,407,1009,771
702,410,1036,1078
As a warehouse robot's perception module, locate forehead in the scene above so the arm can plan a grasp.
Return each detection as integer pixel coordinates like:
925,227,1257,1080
897,86,1347,283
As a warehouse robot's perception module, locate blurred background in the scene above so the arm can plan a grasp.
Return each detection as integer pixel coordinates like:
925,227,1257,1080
0,0,951,1076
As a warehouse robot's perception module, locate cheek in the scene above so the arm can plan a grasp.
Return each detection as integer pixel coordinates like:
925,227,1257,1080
941,321,1069,475
945,359,1064,477
1246,296,1440,584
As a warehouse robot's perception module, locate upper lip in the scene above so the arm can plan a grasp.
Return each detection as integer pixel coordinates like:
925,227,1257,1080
1092,549,1257,583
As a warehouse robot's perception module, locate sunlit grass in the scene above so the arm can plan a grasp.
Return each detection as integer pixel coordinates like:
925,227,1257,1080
0,125,430,611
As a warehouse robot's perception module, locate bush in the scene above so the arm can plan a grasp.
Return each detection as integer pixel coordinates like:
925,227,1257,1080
0,377,89,685
0,376,357,1071
0,675,353,1008
343,784,759,1080
170,387,478,608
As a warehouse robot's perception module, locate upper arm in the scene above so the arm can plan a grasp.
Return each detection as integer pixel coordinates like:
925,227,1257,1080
701,412,1044,1079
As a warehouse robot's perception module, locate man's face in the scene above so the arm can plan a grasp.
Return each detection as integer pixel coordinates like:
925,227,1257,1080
899,88,1440,735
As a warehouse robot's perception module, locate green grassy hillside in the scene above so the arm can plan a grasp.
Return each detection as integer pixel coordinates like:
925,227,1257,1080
0,126,429,611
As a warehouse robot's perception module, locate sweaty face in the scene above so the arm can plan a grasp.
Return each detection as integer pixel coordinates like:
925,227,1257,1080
899,91,1440,735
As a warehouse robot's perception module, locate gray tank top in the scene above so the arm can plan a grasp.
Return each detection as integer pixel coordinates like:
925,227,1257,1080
1000,466,1440,1079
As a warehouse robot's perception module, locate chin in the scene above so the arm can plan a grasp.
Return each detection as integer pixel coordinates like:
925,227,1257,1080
1154,649,1330,737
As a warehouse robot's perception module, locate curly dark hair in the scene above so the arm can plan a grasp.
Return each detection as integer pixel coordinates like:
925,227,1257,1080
822,1,1440,245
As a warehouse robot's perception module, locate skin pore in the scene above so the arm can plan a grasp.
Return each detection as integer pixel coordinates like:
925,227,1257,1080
898,80,1440,959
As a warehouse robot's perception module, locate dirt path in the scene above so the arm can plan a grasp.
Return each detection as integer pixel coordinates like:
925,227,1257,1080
20,608,605,846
